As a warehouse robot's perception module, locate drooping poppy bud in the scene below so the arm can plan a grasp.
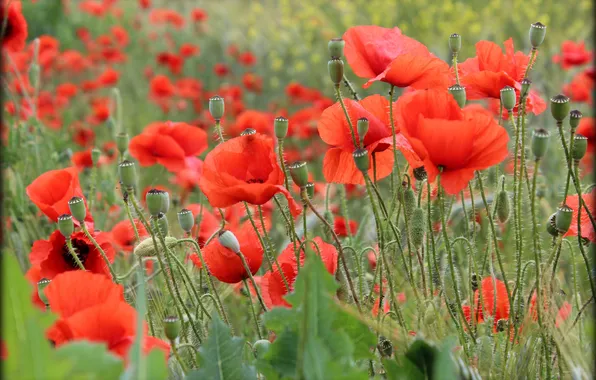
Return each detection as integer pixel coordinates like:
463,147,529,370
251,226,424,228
500,86,516,111
377,336,393,358
546,213,558,237
253,340,271,359
572,134,588,160
352,149,370,172
550,95,570,122
134,236,177,257
569,110,583,130
448,84,466,108
328,38,345,58
529,22,547,48
116,132,129,155
328,59,344,86
163,316,181,341
413,166,427,181
555,205,573,233
218,230,241,254
37,278,51,306
288,161,309,188
155,212,169,236
146,189,166,216
209,95,225,121
119,160,137,189
177,208,194,233
68,196,86,223
520,78,531,98
496,190,510,223
57,214,74,238
357,118,369,145
531,128,550,159
410,208,425,249
305,182,315,199
449,33,461,54
274,116,288,139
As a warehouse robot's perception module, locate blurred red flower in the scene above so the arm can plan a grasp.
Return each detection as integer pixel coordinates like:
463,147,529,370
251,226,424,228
334,216,358,237
462,277,510,332
553,41,592,70
564,68,594,105
110,219,148,253
564,187,596,243
231,109,274,136
1,0,28,52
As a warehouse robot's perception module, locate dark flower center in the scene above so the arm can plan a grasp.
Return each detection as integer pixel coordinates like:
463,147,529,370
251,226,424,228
246,179,264,184
1,18,14,39
61,238,91,268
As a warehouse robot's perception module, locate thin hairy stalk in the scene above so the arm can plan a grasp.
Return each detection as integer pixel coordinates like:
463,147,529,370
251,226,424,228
342,75,360,101
81,224,117,283
65,238,86,270
168,250,212,320
243,279,264,339
237,250,268,311
573,164,596,300
171,342,190,375
257,205,291,291
334,87,358,147
214,120,225,143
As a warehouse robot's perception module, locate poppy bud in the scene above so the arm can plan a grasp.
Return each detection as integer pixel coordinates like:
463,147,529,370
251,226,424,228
546,213,558,237
328,38,345,58
57,214,74,238
471,273,478,291
155,212,169,236
520,78,531,98
163,316,181,341
550,95,570,122
68,196,86,222
529,22,546,48
352,149,370,172
357,118,369,145
500,86,516,111
572,134,588,161
177,208,194,233
116,132,129,155
449,33,461,54
448,84,466,108
328,59,344,87
118,160,137,189
218,230,241,253
37,278,51,306
531,128,550,159
134,236,177,257
91,148,101,166
377,336,393,358
402,187,416,220
496,190,510,223
288,161,309,188
240,128,256,137
305,182,315,199
274,116,288,139
209,95,225,120
555,205,573,233
146,189,166,216
496,318,508,332
410,208,425,249
413,166,427,181
569,110,583,130
253,339,271,359
424,303,436,325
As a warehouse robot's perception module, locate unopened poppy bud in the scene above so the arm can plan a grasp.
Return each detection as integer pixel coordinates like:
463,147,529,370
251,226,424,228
402,187,416,220
328,59,344,86
288,161,309,188
253,339,271,359
357,118,369,145
496,190,510,223
155,212,169,236
146,189,166,216
413,166,427,181
449,33,461,54
352,149,370,172
448,84,466,108
37,278,51,306
91,148,101,166
410,208,425,249
274,116,288,139
531,128,550,159
529,22,546,48
328,38,345,58
496,319,508,332
520,78,531,98
218,230,240,253
569,110,583,130
118,160,137,189
68,196,86,222
471,273,479,291
116,132,129,155
424,303,436,325
550,95,570,122
572,134,588,160
305,182,315,199
57,214,74,238
177,208,194,233
134,236,177,257
555,205,573,233
377,336,393,358
209,95,225,120
500,86,516,110
163,316,181,341
240,128,257,137
546,213,558,237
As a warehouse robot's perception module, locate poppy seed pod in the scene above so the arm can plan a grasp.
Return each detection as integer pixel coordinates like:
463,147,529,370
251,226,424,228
37,278,51,306
550,95,570,122
496,190,511,223
328,58,344,86
529,22,547,48
357,117,369,144
274,116,288,139
402,187,416,220
209,95,225,120
68,196,86,222
500,86,516,111
91,148,101,166
410,208,425,249
449,33,461,54
240,128,257,137
471,273,479,292
448,84,466,108
177,208,194,233
328,38,345,58
163,316,181,341
520,78,531,98
253,340,271,359
352,149,370,172
413,166,427,181
155,212,169,236
57,214,74,238
569,110,583,130
572,134,588,160
305,182,315,199
288,161,309,188
146,189,166,216
546,213,558,237
133,236,177,257
555,205,573,233
424,303,436,325
377,337,393,358
496,319,508,333
116,132,129,155
118,160,137,189
531,128,550,159
218,230,241,253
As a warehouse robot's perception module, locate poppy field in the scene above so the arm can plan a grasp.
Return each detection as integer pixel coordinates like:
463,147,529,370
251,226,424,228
2,0,595,379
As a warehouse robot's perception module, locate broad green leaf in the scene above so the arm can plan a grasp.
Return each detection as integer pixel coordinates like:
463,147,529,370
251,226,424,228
56,341,123,379
383,358,424,380
433,338,459,380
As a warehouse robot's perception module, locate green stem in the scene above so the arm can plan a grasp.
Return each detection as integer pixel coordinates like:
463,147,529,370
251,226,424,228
81,224,117,283
243,279,264,339
171,341,190,375
215,120,225,143
342,75,360,101
65,238,86,270
334,87,358,147
574,163,596,301
237,250,268,311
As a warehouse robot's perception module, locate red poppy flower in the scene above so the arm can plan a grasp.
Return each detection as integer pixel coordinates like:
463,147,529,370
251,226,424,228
233,275,262,297
1,0,28,52
56,83,78,99
564,69,594,105
96,67,120,87
553,41,592,70
334,216,358,237
191,8,208,22
462,277,509,332
238,51,256,66
129,121,208,172
396,89,509,194
26,167,94,226
150,74,176,98
564,187,596,243
528,292,573,328
179,43,199,58
230,110,274,136
171,156,203,203
110,219,148,253
261,237,338,309
343,25,450,89
72,149,108,169
214,63,230,77
242,73,263,93
318,94,421,185
29,229,115,280
199,133,302,216
577,118,595,155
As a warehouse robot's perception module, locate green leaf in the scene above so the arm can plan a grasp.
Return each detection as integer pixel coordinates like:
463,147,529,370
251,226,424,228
55,341,123,379
433,338,459,380
188,314,256,380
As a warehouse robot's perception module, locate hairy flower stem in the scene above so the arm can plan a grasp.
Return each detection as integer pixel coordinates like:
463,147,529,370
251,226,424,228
81,223,117,283
257,205,291,291
214,120,225,143
338,185,354,243
171,341,190,375
342,75,360,101
276,139,299,259
452,52,460,85
243,279,264,339
334,87,358,147
388,86,401,197
574,163,596,300
237,250,268,311
65,238,86,270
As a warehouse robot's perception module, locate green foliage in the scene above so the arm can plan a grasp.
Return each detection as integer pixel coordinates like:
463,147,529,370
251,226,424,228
55,342,124,380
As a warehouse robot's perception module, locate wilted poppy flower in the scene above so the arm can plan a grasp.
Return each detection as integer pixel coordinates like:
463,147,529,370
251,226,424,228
26,167,94,226
318,94,421,185
343,25,450,89
564,187,596,243
110,219,148,253
396,89,509,194
462,277,510,332
334,216,358,237
553,41,592,70
1,0,28,52
199,133,302,216
129,121,208,172
261,237,338,309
